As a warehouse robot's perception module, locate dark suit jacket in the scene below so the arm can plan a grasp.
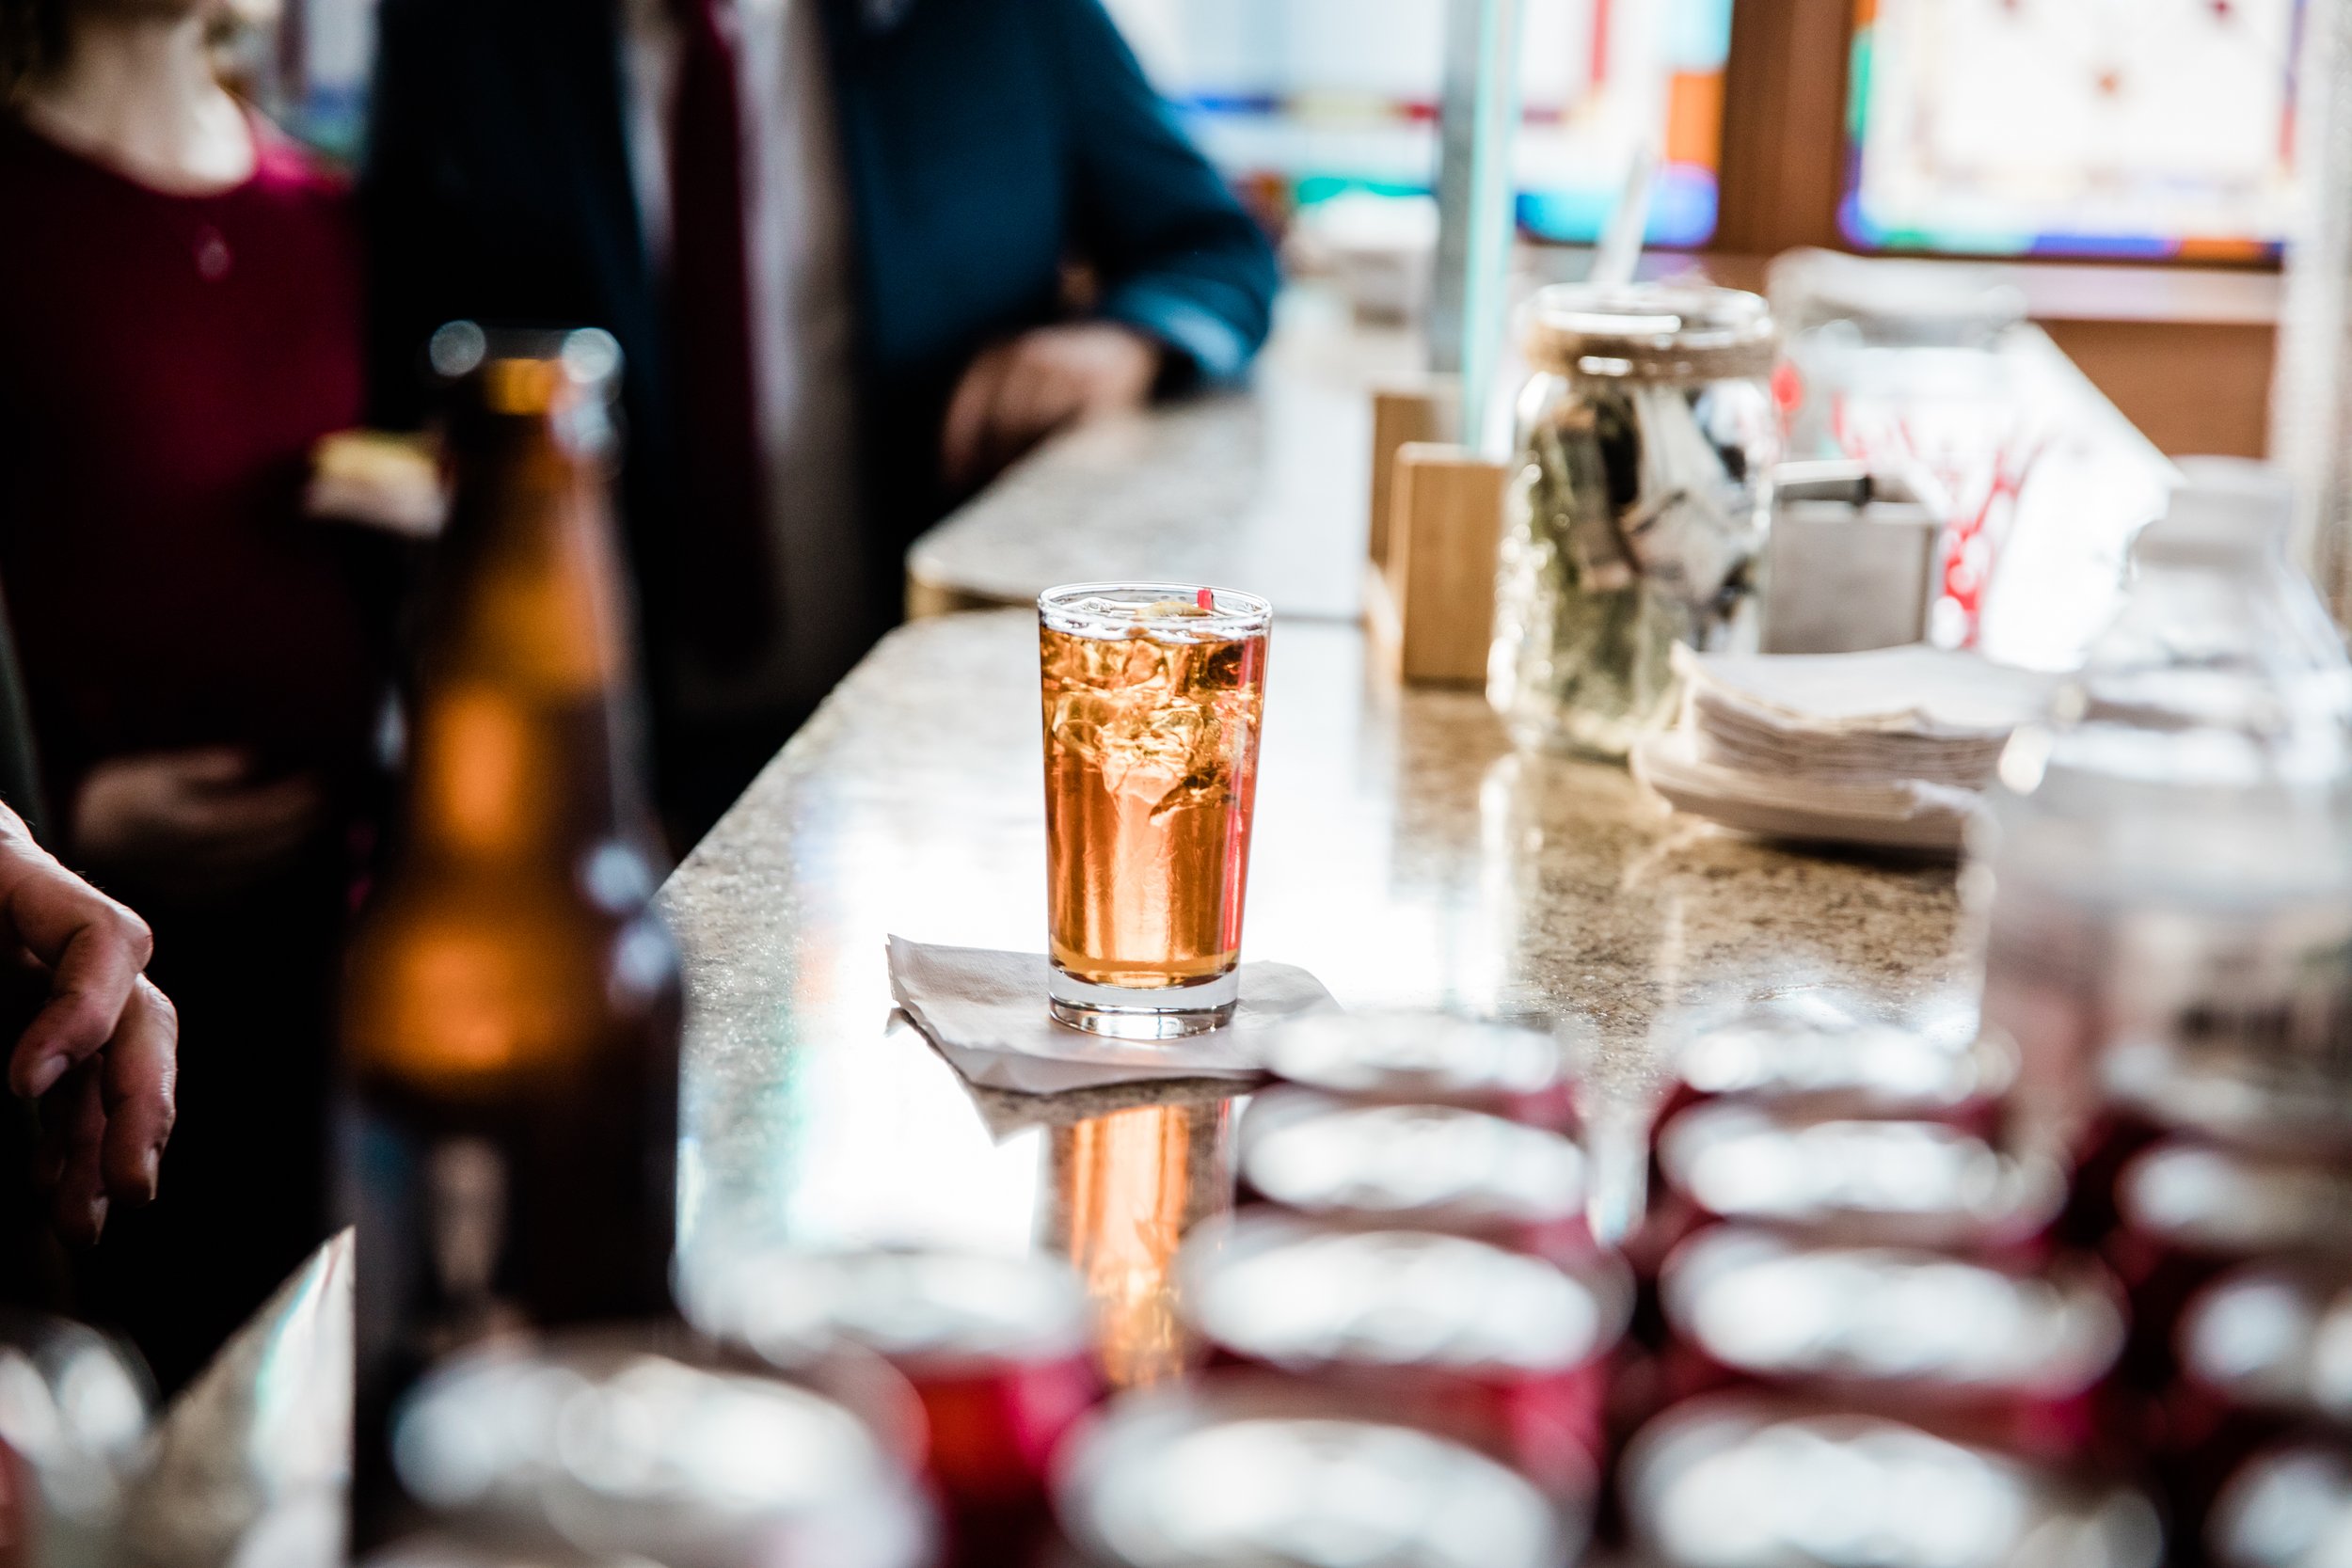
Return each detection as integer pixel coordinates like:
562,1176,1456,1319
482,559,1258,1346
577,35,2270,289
362,0,1279,675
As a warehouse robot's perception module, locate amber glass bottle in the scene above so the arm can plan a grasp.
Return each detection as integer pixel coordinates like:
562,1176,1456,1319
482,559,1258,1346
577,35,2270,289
341,327,681,1519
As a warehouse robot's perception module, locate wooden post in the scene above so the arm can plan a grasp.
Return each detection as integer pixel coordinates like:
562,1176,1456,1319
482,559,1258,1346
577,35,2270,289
1369,382,1458,575
1373,441,1510,687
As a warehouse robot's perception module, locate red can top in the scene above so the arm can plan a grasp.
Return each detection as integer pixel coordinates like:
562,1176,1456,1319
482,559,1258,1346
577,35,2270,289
687,1246,1096,1375
1661,1226,2124,1401
360,1540,641,1568
2106,1035,2352,1159
2208,1441,2352,1568
1256,1013,1573,1120
1054,1376,1584,1568
2179,1266,2352,1425
1236,1087,1586,1232
1655,1102,2067,1250
1623,1395,2163,1568
1671,996,2013,1117
391,1330,931,1568
1178,1210,1630,1378
2117,1139,2352,1261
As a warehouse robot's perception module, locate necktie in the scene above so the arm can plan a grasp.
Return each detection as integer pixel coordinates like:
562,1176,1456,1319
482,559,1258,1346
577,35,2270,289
666,0,777,672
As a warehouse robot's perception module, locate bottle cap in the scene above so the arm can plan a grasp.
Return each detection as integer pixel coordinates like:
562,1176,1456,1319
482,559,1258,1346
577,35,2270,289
2136,458,2294,563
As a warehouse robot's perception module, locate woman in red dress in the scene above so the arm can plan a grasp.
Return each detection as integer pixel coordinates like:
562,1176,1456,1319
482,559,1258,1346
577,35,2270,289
0,0,387,1389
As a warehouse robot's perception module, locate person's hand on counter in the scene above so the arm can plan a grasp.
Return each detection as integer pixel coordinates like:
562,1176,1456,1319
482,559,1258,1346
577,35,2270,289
72,750,324,902
0,804,176,1246
305,429,448,539
941,322,1164,492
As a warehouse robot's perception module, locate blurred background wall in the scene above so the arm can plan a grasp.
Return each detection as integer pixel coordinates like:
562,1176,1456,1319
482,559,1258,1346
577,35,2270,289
260,0,2293,458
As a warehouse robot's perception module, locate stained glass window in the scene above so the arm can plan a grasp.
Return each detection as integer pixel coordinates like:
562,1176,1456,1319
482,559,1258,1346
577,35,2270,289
1102,0,1734,246
1846,0,2302,258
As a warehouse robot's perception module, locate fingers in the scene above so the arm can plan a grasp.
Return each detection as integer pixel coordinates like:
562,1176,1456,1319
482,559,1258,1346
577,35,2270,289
943,326,1164,492
97,977,175,1207
24,975,173,1247
167,747,259,789
177,774,323,855
944,341,1071,490
1075,326,1162,415
0,832,152,1101
163,789,323,897
46,1064,108,1246
941,342,1018,491
0,802,174,1248
992,350,1080,455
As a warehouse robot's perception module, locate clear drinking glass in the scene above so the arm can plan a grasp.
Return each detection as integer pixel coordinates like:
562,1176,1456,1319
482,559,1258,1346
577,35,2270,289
1039,583,1271,1038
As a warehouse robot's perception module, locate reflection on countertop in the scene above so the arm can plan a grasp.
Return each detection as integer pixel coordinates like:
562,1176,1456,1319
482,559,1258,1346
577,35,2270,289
1048,1102,1233,1391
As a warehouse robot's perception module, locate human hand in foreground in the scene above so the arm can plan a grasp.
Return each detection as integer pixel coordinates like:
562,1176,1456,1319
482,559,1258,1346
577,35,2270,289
940,322,1164,492
0,806,175,1245
73,749,322,901
306,429,447,539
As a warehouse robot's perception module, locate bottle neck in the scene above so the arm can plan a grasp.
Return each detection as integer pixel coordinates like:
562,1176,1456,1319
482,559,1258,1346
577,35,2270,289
404,415,657,873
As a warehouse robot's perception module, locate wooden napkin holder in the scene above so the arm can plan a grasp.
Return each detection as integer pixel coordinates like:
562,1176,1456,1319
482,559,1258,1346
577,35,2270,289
1363,382,1509,687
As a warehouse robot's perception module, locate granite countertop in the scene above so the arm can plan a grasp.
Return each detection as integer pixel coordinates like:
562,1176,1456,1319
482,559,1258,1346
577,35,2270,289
659,610,1966,1275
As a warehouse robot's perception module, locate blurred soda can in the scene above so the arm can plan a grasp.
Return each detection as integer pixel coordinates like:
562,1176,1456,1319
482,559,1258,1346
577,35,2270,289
391,1329,934,1568
2076,1038,2352,1251
1661,996,2015,1132
2178,1267,2352,1428
1236,1087,1588,1259
1651,1101,2067,1258
1657,1226,2126,1464
2164,1265,2352,1528
362,1538,657,1568
1176,1209,1629,1495
1053,1375,1587,1568
690,1247,1099,1555
1254,1013,1579,1130
2207,1440,2352,1568
1622,1394,2163,1568
2107,1138,2352,1387
2103,1029,2352,1162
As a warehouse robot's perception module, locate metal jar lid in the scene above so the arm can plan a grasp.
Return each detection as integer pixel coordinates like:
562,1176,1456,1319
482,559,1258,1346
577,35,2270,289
1237,1087,1585,1230
1178,1211,1629,1377
2117,1140,2352,1259
1655,1103,2067,1248
2180,1268,2352,1422
1256,1013,1569,1112
1623,1396,2163,1568
1673,997,2016,1115
1519,284,1777,385
391,1330,932,1568
688,1246,1095,1375
1055,1379,1579,1568
2209,1442,2352,1568
1661,1227,2123,1398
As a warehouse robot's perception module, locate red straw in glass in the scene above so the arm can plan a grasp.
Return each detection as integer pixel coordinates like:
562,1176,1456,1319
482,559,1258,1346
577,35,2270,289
1197,588,1215,610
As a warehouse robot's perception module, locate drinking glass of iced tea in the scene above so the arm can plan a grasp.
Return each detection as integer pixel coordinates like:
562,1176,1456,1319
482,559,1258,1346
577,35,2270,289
1039,583,1271,1039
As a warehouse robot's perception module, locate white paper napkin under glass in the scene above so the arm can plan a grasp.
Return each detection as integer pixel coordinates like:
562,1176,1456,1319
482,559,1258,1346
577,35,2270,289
886,936,1338,1095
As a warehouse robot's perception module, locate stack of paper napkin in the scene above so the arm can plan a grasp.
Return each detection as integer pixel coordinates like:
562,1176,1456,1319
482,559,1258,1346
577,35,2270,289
1630,644,2058,852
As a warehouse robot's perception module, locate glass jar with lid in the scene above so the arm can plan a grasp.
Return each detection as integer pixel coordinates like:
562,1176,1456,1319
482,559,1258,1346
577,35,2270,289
1488,284,1780,758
